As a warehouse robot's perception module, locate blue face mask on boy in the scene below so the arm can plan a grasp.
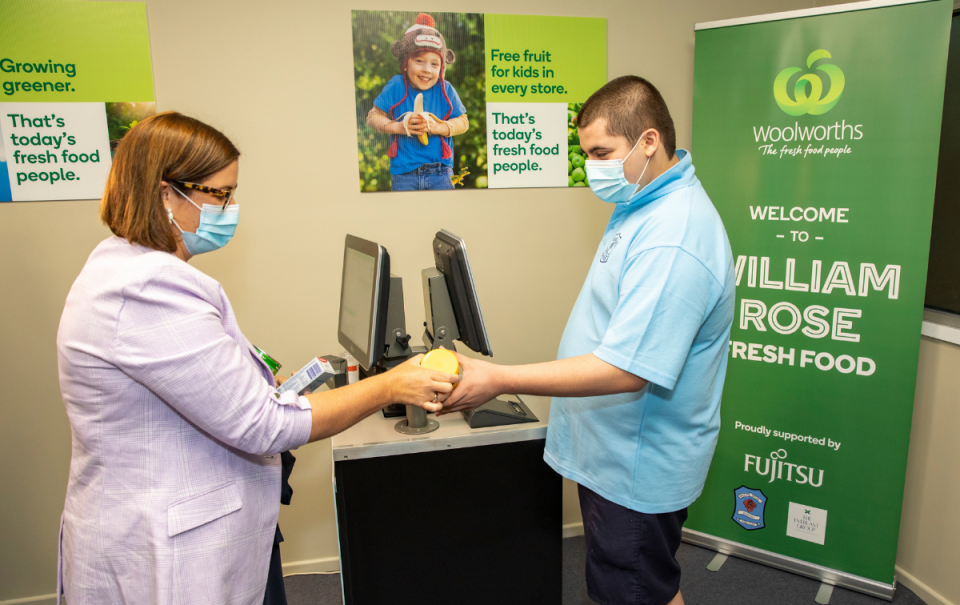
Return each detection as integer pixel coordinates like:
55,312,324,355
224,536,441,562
168,186,240,256
584,136,651,204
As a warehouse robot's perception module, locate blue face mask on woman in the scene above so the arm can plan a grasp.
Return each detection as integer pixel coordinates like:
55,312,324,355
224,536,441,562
584,136,651,204
169,186,240,256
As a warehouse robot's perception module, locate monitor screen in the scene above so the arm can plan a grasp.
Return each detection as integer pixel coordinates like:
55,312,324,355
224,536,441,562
338,235,390,370
339,248,376,352
433,229,493,356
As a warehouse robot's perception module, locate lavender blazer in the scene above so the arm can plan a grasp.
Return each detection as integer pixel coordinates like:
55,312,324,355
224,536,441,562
56,236,313,604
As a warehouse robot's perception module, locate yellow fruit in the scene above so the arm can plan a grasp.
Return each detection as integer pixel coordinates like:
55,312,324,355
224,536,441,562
421,348,460,375
399,93,441,146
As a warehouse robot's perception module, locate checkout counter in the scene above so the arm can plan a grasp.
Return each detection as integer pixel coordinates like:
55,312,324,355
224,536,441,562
331,395,560,605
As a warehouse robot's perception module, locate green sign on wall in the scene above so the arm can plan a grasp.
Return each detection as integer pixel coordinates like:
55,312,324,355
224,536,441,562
686,0,951,595
0,0,155,202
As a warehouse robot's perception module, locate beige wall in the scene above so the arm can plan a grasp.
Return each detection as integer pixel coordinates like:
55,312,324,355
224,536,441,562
8,0,958,603
896,337,960,605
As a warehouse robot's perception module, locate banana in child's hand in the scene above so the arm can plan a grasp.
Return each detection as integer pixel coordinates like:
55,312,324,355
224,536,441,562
399,93,441,146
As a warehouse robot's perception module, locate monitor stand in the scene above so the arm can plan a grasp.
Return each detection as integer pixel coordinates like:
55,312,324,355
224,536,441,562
393,267,466,434
365,269,465,434
365,274,439,435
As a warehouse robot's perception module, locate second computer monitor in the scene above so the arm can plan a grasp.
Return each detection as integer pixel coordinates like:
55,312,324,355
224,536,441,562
432,229,493,357
338,234,391,371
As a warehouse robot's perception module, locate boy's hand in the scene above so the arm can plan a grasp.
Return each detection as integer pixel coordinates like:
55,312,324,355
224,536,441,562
437,353,505,415
407,114,430,136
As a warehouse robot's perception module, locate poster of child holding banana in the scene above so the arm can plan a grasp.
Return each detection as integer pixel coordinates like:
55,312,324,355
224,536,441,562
354,11,485,191
351,10,605,192
364,12,470,191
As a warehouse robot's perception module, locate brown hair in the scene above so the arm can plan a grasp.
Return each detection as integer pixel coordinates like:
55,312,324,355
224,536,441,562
100,111,240,253
578,76,677,159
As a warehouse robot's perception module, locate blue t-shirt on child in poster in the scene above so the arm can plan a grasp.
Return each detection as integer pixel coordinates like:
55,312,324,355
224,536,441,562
544,150,736,514
373,75,466,175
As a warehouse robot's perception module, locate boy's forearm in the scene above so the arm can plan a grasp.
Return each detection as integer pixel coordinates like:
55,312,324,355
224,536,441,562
496,354,647,398
367,106,399,134
443,114,469,136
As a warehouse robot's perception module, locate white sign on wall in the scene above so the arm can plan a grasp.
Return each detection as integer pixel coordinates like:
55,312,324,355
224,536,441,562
485,102,568,189
1,103,112,202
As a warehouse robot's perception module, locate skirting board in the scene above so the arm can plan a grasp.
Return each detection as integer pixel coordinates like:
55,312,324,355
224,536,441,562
282,555,341,576
0,595,56,605
562,521,585,538
895,565,956,605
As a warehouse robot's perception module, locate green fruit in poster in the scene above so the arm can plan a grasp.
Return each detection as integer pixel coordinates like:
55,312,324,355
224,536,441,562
573,181,587,187
571,154,585,169
568,176,575,187
572,167,586,182
571,145,581,154
568,160,573,173
475,176,488,188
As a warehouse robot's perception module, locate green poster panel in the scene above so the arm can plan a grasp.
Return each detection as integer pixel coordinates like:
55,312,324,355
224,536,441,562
0,0,156,202
685,0,951,592
483,14,606,189
484,14,606,103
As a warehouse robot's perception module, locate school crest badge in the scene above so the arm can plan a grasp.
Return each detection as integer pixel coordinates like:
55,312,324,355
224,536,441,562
732,486,767,530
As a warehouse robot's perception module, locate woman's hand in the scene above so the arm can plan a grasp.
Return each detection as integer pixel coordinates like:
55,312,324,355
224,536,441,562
275,374,289,387
437,353,505,416
383,355,458,413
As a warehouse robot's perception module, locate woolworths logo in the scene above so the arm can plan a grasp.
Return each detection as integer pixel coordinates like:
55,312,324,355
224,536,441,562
774,50,845,116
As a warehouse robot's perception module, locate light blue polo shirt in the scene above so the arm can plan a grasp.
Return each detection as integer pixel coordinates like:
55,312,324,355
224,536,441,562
544,150,735,514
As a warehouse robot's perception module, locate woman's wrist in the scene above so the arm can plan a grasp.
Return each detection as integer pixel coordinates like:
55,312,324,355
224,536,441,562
373,371,397,408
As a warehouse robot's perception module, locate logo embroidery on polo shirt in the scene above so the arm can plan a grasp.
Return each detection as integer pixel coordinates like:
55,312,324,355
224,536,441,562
600,233,622,263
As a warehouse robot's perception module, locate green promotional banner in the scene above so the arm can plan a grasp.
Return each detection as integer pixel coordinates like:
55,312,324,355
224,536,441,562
685,0,952,593
350,11,605,192
0,0,155,202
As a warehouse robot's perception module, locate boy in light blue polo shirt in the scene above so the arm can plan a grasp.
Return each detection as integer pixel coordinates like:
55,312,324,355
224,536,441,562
442,76,734,605
546,146,734,515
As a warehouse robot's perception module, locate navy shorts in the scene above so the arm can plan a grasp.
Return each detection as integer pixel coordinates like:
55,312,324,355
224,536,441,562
578,484,688,605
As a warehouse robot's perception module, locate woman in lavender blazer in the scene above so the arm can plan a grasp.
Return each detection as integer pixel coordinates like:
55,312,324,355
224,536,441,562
56,112,458,605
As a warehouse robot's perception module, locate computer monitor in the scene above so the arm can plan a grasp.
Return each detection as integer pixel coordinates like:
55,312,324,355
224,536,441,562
338,234,391,371
432,229,493,356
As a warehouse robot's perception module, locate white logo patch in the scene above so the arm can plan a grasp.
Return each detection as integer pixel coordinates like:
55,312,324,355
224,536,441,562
786,502,828,545
601,233,622,263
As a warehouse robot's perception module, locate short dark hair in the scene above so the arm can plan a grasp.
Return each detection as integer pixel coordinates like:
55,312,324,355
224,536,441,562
101,112,240,253
577,76,676,159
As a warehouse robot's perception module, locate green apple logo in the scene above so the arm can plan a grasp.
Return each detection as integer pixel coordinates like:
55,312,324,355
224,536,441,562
774,50,845,116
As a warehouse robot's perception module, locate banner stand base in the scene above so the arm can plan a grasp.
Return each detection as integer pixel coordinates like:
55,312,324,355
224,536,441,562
681,528,895,601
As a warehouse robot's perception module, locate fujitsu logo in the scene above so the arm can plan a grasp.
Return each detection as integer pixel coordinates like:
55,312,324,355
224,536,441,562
744,449,824,487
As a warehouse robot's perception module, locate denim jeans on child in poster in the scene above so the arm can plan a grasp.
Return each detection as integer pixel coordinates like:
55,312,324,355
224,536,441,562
391,162,454,191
